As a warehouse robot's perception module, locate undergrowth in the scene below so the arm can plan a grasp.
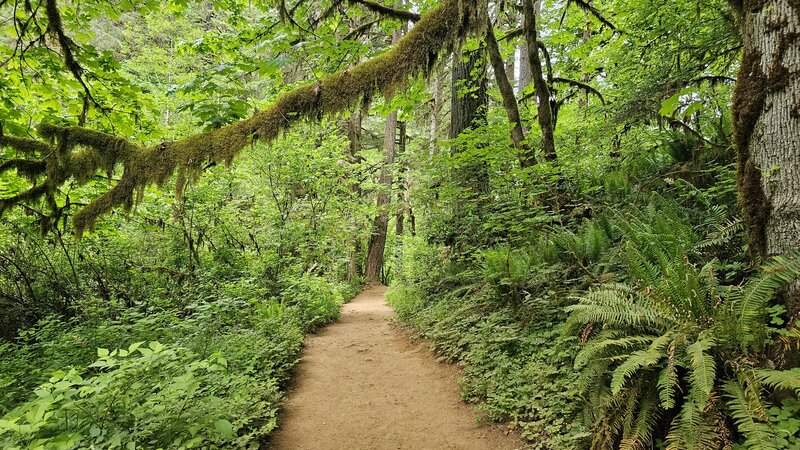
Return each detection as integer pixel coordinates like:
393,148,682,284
0,275,356,449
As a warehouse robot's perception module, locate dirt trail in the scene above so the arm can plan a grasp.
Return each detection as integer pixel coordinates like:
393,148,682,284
269,284,523,450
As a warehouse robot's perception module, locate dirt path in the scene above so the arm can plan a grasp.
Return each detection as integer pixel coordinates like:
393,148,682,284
269,285,524,450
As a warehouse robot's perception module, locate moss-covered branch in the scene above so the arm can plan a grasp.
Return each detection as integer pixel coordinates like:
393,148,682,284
0,0,474,236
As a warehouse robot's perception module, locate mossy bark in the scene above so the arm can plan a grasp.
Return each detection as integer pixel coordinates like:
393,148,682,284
523,0,556,161
486,21,534,167
731,0,800,323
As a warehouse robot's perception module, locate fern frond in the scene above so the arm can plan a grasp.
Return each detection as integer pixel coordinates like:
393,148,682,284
753,368,800,397
619,386,660,450
686,336,716,400
574,330,644,368
666,393,718,450
567,287,670,330
610,334,672,395
737,253,800,332
697,218,743,250
657,339,682,409
723,377,779,450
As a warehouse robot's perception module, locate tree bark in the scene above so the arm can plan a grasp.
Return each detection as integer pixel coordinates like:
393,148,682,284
430,71,441,155
519,42,532,96
365,10,405,282
450,47,489,195
523,0,556,161
731,0,800,320
364,110,397,282
486,22,534,166
450,50,488,141
346,111,363,281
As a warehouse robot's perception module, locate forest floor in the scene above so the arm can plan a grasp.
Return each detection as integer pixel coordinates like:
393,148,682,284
269,284,523,450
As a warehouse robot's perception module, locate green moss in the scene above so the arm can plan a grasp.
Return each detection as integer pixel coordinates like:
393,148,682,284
0,159,47,182
733,49,769,261
0,135,53,155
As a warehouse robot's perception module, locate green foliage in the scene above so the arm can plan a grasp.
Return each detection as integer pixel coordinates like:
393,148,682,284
0,274,352,448
568,203,800,449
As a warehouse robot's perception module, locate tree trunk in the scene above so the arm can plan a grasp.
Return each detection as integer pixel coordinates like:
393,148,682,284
523,0,556,161
364,110,397,282
486,22,534,166
395,121,408,236
518,42,531,96
346,111,363,282
365,6,405,282
450,47,489,193
731,0,800,320
430,71,441,156
450,49,488,141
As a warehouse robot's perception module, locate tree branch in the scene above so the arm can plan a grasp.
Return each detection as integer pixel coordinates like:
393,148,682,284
0,0,474,236
348,0,421,22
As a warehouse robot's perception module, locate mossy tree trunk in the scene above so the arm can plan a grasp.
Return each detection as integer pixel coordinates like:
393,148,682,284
486,21,534,167
523,0,556,161
731,0,800,321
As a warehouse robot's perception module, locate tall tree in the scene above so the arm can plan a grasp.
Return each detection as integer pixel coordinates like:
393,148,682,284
486,20,534,166
730,0,800,318
522,0,556,161
365,7,406,282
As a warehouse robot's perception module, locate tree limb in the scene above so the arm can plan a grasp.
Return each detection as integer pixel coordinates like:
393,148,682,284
348,0,420,22
0,0,474,236
552,77,605,104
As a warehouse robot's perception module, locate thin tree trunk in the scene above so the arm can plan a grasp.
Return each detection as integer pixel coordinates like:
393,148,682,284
731,0,800,320
364,110,397,282
395,121,407,236
505,50,516,91
346,111,363,281
486,22,534,166
518,42,531,96
365,10,405,282
523,0,556,161
579,3,592,110
430,72,441,156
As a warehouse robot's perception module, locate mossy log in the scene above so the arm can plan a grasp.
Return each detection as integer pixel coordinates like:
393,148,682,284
0,0,476,236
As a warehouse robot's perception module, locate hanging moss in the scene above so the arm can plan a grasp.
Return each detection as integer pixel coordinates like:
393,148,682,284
0,0,477,236
0,159,47,182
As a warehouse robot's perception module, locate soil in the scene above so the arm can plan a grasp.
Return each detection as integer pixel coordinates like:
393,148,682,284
269,284,525,450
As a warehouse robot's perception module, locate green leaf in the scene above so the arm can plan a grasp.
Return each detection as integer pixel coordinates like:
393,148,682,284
214,419,234,440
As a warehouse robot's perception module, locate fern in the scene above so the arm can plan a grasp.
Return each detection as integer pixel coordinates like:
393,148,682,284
697,218,743,250
569,203,800,450
723,377,779,450
610,334,672,394
619,387,660,450
754,368,800,397
686,337,716,399
656,344,680,409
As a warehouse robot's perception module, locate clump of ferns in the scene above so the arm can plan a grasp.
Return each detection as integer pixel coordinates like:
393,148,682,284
567,248,800,450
